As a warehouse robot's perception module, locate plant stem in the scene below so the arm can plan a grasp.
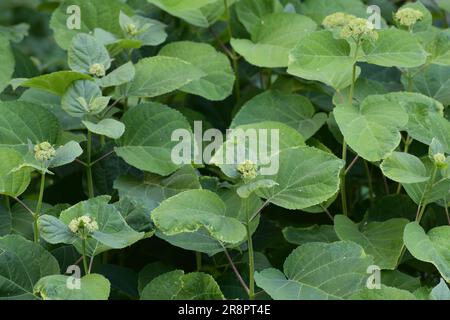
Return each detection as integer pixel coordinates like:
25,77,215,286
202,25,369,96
246,223,255,300
86,130,95,198
82,239,89,275
196,252,202,271
222,245,249,295
415,166,438,223
3,196,10,211
341,141,348,216
34,172,46,243
223,0,240,101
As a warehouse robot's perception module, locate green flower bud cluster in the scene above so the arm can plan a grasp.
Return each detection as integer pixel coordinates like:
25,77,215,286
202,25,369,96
89,63,106,77
237,160,258,181
322,12,378,41
395,8,424,28
34,141,56,162
68,215,99,239
433,153,448,169
125,23,139,36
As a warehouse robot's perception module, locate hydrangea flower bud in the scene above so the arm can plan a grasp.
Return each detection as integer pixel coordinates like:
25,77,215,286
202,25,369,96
68,215,99,238
340,18,378,41
125,23,138,36
237,160,258,181
34,141,56,162
395,8,424,28
433,153,448,169
89,63,106,77
322,12,356,29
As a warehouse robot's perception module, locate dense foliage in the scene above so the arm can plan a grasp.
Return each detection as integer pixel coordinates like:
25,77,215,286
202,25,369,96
0,0,449,300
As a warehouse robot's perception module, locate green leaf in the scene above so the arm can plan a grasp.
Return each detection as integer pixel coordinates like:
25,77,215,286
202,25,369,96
116,102,192,176
0,101,62,155
237,179,278,198
83,119,125,139
235,0,283,34
119,56,205,98
147,0,224,28
68,33,111,74
334,215,408,270
403,222,450,282
39,196,144,257
361,28,427,68
62,80,109,118
0,235,60,299
0,148,31,197
141,270,224,300
288,30,359,90
16,71,92,96
283,225,338,246
50,0,133,49
34,274,110,300
159,41,234,101
255,146,344,210
430,279,450,300
119,11,167,47
299,0,368,24
114,166,201,211
231,13,317,68
350,285,416,300
381,152,430,184
254,241,373,300
405,64,450,106
231,90,327,140
152,190,246,245
334,95,409,161
97,62,135,88
0,35,14,93
437,0,450,12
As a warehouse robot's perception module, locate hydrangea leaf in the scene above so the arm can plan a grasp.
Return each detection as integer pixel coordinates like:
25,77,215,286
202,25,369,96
83,119,125,140
381,152,430,184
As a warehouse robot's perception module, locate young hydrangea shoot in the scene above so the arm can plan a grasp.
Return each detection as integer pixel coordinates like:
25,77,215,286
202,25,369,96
395,8,424,28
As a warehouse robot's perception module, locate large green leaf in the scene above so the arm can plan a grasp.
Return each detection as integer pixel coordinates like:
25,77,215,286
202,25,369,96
299,0,368,23
350,285,416,300
381,152,430,184
147,0,225,28
255,241,373,300
83,119,125,140
231,91,327,140
16,71,92,96
334,94,409,161
361,28,427,68
231,13,317,68
404,222,450,282
255,146,344,210
0,34,14,93
0,148,31,197
68,33,111,74
0,101,62,154
116,102,193,176
334,215,408,270
288,30,359,90
235,0,283,34
114,166,201,210
34,274,110,300
141,270,224,300
39,196,144,257
119,56,205,98
0,235,60,299
152,190,246,245
50,0,133,49
159,41,234,101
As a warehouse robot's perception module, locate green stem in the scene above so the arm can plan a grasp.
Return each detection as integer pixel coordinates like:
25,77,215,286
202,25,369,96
82,238,89,275
3,196,10,211
86,130,95,198
34,172,46,243
223,0,240,101
195,252,202,271
416,166,438,223
341,141,348,216
246,223,255,300
100,135,105,147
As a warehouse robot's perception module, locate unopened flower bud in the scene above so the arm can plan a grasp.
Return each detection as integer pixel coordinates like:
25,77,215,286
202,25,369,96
125,23,138,36
340,18,378,41
322,12,356,29
34,141,56,162
237,160,258,181
433,153,447,169
89,63,106,77
395,8,424,28
68,215,99,238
